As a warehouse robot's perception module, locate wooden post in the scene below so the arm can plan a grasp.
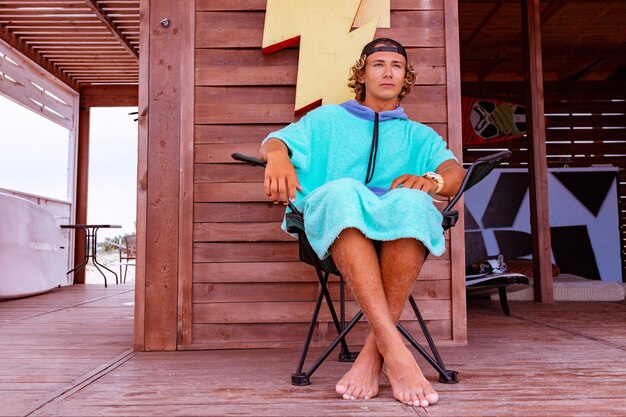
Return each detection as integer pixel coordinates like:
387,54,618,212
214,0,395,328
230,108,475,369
135,0,184,351
444,0,467,343
73,104,90,284
522,0,553,303
177,0,195,347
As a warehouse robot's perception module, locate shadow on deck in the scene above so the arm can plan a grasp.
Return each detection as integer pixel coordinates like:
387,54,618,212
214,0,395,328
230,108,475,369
1,284,625,416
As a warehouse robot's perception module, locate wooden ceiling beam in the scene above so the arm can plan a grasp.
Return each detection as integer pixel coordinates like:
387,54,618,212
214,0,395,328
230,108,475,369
562,58,615,81
0,16,139,23
27,41,123,45
462,3,502,49
461,80,625,98
463,43,626,60
0,26,78,91
539,2,567,25
475,57,517,81
82,0,139,60
564,3,621,41
54,59,137,64
45,52,135,57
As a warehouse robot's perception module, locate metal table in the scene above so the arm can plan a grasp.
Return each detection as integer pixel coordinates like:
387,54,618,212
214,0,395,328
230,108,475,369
61,224,121,287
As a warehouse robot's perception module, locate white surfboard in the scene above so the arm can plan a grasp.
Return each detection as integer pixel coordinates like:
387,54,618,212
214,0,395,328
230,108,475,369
0,193,67,300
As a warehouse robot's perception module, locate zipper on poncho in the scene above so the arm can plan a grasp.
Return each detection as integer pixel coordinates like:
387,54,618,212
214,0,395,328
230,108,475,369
365,112,379,184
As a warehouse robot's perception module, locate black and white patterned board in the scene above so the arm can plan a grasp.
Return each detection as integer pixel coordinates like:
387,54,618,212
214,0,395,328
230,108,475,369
464,167,622,282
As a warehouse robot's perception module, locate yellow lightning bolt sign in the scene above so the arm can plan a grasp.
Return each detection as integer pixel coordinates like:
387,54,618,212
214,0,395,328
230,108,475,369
263,0,390,114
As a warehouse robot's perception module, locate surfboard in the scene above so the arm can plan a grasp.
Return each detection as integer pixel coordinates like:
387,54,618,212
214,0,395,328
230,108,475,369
0,193,67,300
462,97,527,146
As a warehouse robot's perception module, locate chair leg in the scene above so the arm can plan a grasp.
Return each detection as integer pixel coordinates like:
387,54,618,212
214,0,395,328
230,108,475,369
292,267,357,386
293,295,461,386
337,277,358,362
292,239,362,385
292,310,364,386
401,295,459,384
318,273,353,357
301,235,347,344
293,236,357,362
292,283,326,385
498,287,511,316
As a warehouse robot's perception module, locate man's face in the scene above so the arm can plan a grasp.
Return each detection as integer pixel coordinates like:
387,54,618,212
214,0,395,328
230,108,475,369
358,51,406,103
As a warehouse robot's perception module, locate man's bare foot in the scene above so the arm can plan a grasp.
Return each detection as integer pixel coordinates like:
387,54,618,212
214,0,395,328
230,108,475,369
384,345,438,407
335,352,383,400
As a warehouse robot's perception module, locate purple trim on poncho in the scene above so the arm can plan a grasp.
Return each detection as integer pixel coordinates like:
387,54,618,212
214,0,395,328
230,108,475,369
367,186,389,197
339,99,408,122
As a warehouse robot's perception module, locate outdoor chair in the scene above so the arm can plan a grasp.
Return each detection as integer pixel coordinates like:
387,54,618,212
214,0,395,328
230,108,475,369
232,150,511,386
117,234,136,284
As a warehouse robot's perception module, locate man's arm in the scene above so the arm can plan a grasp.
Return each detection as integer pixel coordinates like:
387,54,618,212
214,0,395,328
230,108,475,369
260,138,302,205
433,159,465,197
389,159,465,197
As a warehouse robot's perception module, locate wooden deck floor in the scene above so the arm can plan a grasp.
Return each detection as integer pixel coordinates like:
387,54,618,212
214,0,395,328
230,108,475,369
1,285,625,416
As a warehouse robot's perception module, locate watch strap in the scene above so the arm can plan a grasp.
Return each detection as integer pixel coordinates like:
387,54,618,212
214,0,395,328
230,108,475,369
422,172,444,194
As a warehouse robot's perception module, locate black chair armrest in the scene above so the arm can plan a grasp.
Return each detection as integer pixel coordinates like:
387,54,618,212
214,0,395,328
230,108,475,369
231,152,266,167
443,150,511,213
441,210,459,231
286,212,305,234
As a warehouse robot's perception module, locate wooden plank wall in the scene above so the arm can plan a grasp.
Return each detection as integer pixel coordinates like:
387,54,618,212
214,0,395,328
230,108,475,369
462,81,626,281
188,0,461,349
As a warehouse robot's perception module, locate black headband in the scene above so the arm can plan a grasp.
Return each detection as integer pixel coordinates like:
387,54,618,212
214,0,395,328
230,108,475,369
361,38,408,61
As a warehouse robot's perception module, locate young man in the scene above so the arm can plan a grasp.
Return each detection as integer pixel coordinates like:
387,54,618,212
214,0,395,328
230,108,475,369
259,38,465,408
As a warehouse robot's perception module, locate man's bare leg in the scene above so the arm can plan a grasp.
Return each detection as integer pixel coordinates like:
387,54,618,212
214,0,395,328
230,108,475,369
331,229,437,407
332,230,383,401
378,239,438,407
334,238,427,401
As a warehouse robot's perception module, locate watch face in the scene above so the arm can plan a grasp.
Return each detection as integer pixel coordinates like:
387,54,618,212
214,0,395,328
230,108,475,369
426,173,442,183
423,172,443,194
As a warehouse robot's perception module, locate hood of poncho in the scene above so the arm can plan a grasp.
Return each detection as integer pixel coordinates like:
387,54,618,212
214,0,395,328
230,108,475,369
339,99,408,122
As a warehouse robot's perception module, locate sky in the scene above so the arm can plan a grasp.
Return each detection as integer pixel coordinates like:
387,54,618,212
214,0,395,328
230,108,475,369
0,94,138,240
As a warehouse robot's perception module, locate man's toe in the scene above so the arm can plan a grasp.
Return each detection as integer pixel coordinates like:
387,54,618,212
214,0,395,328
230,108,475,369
426,391,439,404
342,384,357,400
351,386,364,400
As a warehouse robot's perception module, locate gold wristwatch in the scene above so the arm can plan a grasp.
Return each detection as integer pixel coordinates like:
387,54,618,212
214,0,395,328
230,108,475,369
422,172,444,194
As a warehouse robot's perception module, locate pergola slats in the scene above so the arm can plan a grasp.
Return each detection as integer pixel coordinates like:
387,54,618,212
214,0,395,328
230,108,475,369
0,0,138,86
0,40,76,127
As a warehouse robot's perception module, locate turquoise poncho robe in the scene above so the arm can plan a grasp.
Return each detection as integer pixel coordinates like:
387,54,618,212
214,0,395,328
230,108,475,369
263,100,457,259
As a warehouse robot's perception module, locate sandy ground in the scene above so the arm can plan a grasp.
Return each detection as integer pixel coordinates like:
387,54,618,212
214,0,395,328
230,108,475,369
84,250,135,285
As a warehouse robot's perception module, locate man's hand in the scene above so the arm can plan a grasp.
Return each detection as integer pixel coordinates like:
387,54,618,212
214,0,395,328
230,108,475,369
260,139,302,205
390,174,437,194
390,161,465,197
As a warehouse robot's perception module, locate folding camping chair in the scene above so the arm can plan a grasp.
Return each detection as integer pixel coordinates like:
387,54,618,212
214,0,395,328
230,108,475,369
232,150,511,386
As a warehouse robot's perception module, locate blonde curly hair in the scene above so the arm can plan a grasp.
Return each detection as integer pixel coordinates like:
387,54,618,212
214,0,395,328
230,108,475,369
347,49,417,103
